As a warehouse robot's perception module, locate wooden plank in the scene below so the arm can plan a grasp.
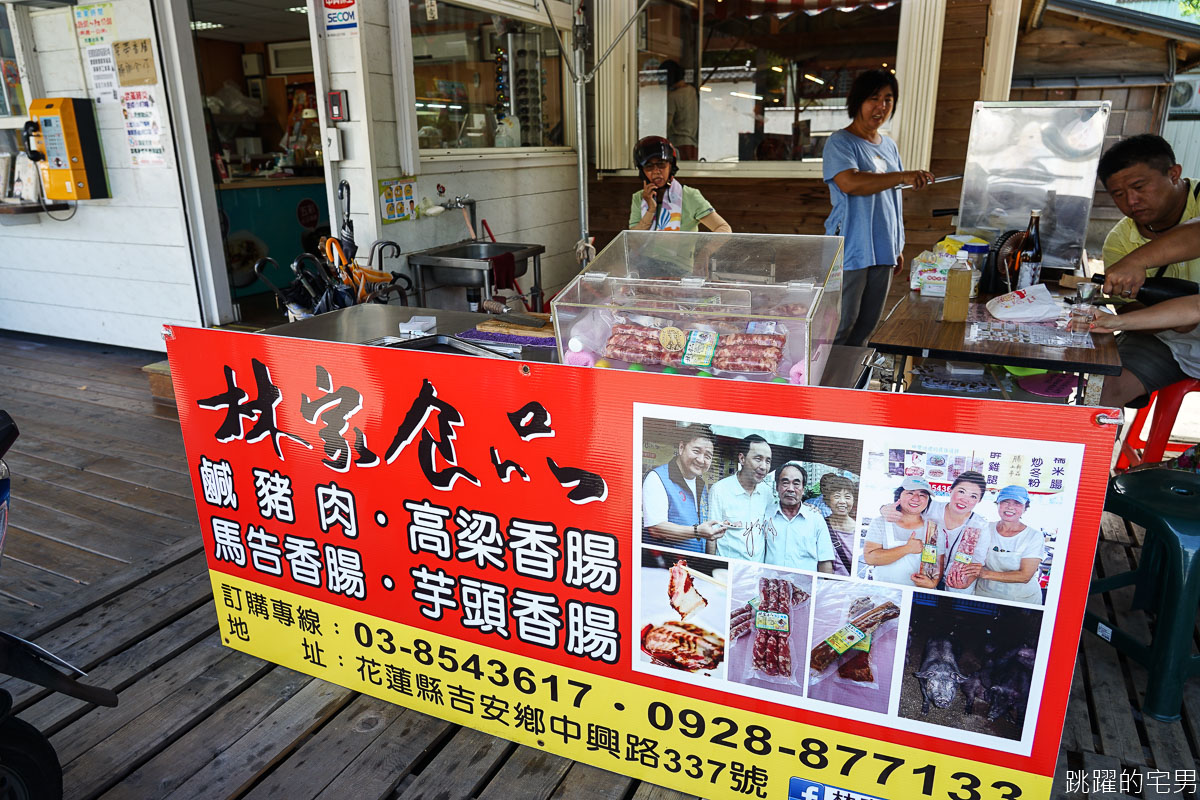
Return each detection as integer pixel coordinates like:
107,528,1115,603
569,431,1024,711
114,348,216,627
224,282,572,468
60,647,276,800
51,635,250,765
548,762,637,800
4,497,175,568
158,678,355,800
11,475,193,546
240,693,408,800
477,745,573,800
0,361,164,406
1081,577,1146,764
22,603,217,734
1079,751,1132,800
630,784,701,800
97,667,312,800
0,396,187,474
1100,511,1131,545
11,451,198,521
1060,654,1094,753
0,555,86,612
312,708,457,800
399,726,517,800
3,525,125,584
0,554,213,705
1098,542,1195,774
12,433,195,498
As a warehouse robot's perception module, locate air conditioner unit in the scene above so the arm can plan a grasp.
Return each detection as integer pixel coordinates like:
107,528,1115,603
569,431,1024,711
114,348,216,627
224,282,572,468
1168,76,1200,117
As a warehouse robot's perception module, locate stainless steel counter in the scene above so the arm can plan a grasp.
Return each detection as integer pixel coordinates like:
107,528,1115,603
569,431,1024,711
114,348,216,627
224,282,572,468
262,305,872,388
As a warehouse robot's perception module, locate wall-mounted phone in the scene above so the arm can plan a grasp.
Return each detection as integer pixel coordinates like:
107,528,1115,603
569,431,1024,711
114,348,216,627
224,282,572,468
23,98,110,201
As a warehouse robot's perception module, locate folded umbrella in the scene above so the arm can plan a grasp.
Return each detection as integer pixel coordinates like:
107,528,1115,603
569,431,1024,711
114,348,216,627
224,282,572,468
337,180,357,262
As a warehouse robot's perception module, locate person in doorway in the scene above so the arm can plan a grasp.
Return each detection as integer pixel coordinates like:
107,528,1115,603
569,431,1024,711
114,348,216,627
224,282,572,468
863,477,933,587
969,485,1046,605
823,68,933,347
710,434,774,561
662,60,699,161
763,462,835,573
629,136,731,233
642,424,728,553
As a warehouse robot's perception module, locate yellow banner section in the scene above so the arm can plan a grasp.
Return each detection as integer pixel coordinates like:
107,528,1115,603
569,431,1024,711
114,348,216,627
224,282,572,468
210,572,1051,800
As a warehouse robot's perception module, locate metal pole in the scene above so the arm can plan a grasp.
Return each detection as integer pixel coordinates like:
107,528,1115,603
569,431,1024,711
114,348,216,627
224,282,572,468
574,32,589,264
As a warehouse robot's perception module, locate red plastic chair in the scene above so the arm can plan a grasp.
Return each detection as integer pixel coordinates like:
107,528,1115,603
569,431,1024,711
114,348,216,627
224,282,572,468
1118,378,1200,469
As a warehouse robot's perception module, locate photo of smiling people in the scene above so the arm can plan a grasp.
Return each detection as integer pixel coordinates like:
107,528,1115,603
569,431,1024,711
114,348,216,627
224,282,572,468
639,419,864,573
856,443,1078,605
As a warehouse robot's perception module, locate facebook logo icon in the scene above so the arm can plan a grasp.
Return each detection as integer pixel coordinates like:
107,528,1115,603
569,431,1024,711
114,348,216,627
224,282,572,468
790,778,824,800
789,778,885,800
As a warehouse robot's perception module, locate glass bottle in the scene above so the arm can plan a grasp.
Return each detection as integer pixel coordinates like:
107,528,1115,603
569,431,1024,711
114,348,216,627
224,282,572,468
1015,209,1043,289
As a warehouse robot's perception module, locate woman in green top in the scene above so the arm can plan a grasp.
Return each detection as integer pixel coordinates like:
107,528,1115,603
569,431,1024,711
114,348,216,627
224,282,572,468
629,136,731,233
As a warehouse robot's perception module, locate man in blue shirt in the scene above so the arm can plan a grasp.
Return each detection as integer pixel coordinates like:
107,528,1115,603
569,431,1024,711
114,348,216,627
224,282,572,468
764,462,835,573
642,424,728,553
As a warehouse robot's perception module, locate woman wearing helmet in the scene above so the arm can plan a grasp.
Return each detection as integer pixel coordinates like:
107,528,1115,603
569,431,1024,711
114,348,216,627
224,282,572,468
823,69,934,347
629,136,731,233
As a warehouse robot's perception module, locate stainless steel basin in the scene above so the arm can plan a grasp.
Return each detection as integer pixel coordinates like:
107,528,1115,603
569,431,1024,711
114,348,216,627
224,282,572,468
408,240,545,287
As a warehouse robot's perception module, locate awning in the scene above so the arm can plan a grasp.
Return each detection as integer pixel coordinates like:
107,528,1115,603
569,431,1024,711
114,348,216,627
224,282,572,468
748,0,898,12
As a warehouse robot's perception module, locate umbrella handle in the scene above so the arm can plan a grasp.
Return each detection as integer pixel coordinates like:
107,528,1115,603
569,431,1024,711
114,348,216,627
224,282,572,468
338,180,351,222
368,240,402,269
324,238,354,286
253,258,293,305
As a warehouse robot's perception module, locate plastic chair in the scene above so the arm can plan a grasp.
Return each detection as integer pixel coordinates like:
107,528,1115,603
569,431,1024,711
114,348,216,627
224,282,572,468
1083,469,1200,721
1117,378,1200,469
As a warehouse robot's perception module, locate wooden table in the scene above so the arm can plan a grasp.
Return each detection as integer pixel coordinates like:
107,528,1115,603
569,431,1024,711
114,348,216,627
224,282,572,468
868,290,1122,405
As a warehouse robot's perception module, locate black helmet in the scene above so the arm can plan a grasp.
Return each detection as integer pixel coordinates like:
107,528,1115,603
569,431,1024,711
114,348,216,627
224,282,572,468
633,136,678,179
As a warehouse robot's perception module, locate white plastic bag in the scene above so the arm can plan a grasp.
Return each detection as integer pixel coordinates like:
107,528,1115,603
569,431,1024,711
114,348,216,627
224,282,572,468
985,284,1061,323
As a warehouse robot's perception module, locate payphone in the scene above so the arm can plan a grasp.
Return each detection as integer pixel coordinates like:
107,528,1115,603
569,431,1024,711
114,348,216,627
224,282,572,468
22,98,110,201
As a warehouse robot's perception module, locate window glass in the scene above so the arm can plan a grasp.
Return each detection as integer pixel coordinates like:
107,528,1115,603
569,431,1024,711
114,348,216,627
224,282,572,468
637,1,899,163
410,1,564,149
1,8,26,118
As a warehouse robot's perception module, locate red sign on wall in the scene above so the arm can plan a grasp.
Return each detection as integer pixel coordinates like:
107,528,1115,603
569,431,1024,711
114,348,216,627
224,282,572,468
166,325,1116,800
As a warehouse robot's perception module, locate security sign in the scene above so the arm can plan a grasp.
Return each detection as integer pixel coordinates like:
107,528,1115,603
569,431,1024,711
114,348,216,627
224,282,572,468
166,325,1116,800
323,0,357,36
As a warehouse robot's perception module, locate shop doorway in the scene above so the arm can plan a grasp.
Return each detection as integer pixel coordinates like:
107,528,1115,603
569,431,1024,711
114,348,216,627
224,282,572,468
187,0,330,327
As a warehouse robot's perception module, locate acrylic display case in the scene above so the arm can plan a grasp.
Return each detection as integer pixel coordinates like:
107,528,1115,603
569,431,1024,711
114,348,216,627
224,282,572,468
551,231,843,385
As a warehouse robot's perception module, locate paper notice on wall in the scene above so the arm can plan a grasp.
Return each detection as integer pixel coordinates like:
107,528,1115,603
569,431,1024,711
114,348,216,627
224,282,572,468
113,38,158,87
74,3,116,46
122,89,166,167
378,177,417,224
85,45,119,104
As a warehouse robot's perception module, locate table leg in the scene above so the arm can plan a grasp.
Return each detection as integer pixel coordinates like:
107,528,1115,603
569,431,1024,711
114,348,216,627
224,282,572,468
532,254,543,312
1081,374,1105,406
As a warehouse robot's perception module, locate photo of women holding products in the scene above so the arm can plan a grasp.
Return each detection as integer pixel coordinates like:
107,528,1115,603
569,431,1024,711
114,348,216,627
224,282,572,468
863,477,933,587
970,485,1046,605
823,68,934,347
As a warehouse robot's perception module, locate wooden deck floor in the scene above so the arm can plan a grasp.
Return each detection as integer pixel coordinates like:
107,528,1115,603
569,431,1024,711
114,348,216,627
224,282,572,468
0,328,1195,800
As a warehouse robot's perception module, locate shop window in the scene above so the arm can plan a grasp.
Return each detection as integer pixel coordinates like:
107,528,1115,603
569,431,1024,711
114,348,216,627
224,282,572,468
0,7,27,120
636,0,899,164
409,1,565,150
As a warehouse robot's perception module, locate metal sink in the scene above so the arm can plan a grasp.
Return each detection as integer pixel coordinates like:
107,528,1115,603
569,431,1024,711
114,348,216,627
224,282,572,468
407,241,545,287
409,239,546,311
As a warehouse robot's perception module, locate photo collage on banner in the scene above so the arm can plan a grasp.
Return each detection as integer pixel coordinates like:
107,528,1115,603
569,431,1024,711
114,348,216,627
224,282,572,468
632,404,1083,754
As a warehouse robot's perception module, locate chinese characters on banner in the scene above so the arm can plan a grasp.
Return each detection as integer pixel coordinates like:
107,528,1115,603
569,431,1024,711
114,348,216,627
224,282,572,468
121,90,165,167
112,38,157,87
166,326,1117,800
74,3,116,46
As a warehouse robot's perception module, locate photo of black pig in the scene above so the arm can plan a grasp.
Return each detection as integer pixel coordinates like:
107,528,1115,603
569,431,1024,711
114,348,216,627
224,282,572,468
900,593,1042,740
914,636,968,714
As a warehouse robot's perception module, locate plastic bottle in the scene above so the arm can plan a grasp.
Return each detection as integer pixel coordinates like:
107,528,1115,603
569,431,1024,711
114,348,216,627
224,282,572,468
942,250,973,322
1015,209,1043,289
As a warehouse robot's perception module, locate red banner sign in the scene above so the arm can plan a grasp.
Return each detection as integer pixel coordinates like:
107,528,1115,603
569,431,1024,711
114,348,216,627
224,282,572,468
166,325,1115,800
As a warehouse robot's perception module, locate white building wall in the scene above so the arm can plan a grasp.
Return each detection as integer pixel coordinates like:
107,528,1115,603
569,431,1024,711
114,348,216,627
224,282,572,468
0,1,201,352
325,0,580,309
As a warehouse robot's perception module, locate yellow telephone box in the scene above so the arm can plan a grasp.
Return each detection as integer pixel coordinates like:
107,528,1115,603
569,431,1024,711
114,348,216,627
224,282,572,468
25,98,110,201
